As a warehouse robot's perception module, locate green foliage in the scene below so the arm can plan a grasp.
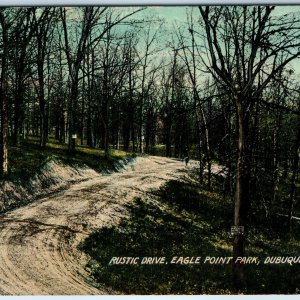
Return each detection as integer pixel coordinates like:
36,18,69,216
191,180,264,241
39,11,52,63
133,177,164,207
80,177,300,294
80,179,233,294
80,197,232,294
6,136,130,182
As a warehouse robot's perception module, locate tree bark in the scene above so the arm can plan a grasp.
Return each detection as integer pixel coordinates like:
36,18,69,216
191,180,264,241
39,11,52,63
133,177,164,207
287,115,300,234
233,97,251,285
0,10,9,177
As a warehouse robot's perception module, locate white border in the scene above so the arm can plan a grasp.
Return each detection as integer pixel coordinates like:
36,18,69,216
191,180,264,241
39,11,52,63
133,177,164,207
1,0,300,6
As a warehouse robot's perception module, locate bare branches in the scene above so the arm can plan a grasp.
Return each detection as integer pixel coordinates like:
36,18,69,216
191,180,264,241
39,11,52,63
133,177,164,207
198,6,300,102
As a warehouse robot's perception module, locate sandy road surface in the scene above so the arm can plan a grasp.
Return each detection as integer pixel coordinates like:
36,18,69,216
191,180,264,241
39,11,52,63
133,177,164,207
0,156,186,295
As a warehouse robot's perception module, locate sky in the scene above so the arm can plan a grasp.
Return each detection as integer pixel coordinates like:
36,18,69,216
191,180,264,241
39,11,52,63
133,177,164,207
136,6,300,75
142,5,300,21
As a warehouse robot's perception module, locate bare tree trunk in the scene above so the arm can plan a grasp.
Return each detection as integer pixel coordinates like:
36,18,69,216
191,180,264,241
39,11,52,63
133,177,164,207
287,115,300,234
13,89,23,147
200,103,211,189
86,46,94,147
68,80,79,153
0,10,9,176
233,98,251,285
37,52,47,148
0,88,8,177
0,73,8,177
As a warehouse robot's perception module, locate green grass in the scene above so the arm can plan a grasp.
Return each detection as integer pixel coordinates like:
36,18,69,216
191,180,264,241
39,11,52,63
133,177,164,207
80,175,300,295
6,136,131,182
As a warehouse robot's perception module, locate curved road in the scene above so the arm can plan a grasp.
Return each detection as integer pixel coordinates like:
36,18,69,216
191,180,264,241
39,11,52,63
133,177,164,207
0,156,186,295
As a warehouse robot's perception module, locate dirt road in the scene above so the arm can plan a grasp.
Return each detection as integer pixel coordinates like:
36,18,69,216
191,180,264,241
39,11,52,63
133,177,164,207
0,156,186,295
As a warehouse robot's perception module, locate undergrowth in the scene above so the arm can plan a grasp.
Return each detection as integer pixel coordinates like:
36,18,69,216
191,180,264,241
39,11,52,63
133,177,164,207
6,136,131,183
80,175,300,294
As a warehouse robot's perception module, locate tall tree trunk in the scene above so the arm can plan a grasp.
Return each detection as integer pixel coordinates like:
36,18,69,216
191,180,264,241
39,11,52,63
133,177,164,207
0,10,8,176
199,103,211,189
38,61,47,149
233,98,251,285
86,46,94,147
287,116,300,234
68,79,79,153
0,85,8,177
165,114,172,157
13,89,23,147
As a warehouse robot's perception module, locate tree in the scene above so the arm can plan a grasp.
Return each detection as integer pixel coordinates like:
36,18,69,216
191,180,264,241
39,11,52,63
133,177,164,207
136,22,161,153
198,6,300,282
60,7,144,154
11,8,35,146
60,7,105,153
0,9,9,176
33,8,55,149
287,96,300,234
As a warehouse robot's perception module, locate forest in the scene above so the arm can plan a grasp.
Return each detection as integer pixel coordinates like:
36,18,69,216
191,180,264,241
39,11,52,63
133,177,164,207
0,5,300,294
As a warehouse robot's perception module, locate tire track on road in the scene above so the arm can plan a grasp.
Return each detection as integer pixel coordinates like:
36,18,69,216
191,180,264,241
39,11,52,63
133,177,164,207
0,156,186,295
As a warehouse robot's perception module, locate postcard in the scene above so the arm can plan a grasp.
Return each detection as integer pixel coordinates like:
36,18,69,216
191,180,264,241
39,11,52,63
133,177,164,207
0,4,299,295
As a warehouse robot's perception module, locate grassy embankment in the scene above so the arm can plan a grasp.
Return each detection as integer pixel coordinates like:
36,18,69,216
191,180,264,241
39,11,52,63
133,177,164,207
80,171,300,295
5,136,130,183
0,136,131,213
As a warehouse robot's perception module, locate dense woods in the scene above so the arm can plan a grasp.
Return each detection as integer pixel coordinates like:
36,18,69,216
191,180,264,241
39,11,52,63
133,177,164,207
1,6,300,289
